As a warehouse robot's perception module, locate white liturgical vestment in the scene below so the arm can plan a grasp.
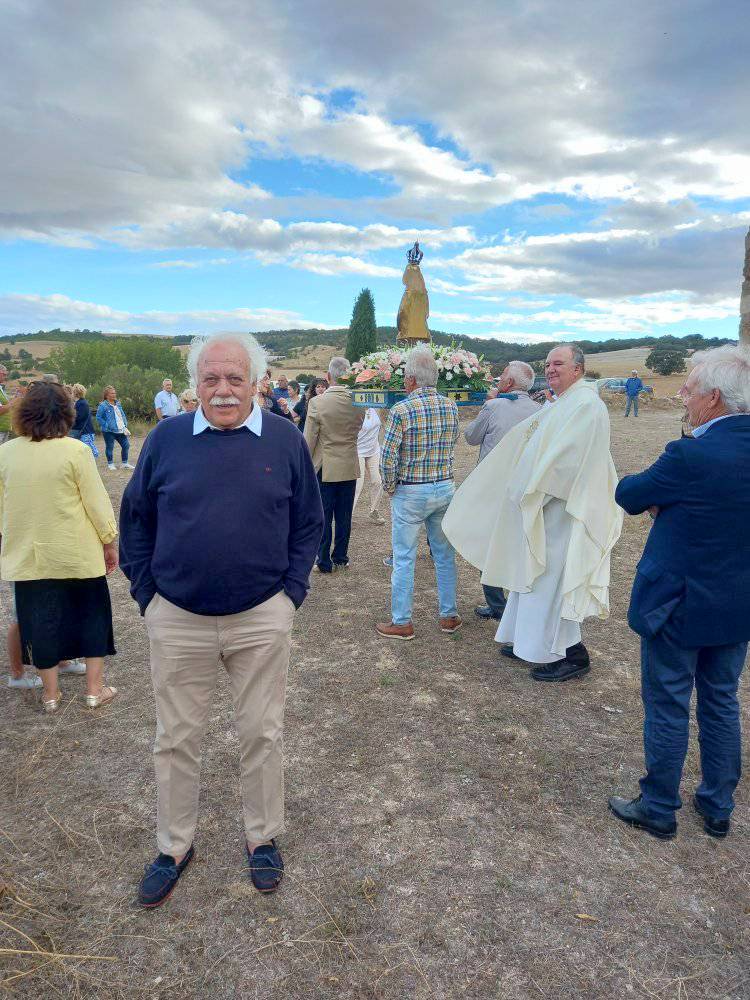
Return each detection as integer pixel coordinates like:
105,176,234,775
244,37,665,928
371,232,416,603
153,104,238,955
442,379,622,661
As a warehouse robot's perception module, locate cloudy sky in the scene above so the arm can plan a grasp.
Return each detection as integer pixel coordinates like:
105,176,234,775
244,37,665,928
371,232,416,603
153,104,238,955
1,0,748,342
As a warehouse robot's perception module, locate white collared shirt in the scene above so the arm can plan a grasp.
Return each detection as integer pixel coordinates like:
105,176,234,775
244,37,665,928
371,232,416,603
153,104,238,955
690,413,741,438
192,403,263,436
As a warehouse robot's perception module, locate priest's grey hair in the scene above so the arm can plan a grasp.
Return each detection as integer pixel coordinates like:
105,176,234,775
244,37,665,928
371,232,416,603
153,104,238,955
328,356,350,382
186,331,267,386
691,345,750,413
566,344,585,371
405,346,438,387
506,360,535,391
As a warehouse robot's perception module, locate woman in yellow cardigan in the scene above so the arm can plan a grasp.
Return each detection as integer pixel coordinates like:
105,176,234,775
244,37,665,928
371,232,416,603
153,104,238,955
0,381,119,713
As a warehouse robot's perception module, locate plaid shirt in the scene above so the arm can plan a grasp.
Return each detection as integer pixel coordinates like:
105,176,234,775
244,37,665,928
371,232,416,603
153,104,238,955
380,387,459,494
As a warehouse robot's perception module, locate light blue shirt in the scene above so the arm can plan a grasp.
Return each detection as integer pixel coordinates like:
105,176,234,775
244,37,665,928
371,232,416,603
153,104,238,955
691,413,741,438
192,403,263,436
154,389,179,417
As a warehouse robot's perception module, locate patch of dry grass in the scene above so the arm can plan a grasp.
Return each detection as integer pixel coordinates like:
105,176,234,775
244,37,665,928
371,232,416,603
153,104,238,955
1,411,748,999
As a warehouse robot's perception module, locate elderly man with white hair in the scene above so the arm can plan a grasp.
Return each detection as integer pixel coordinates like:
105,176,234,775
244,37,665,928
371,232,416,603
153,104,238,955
120,332,324,906
463,360,541,621
154,378,179,420
377,346,461,640
609,345,750,841
303,356,364,573
444,344,622,681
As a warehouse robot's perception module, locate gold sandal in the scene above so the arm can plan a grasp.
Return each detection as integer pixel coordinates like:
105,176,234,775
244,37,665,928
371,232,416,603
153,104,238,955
84,685,118,709
43,691,62,714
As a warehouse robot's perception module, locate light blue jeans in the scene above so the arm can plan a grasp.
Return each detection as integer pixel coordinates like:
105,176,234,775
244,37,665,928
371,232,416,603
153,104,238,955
390,482,458,625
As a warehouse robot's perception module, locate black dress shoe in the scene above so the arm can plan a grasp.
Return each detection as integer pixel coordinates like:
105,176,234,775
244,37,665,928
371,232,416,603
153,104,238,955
475,604,502,620
247,839,284,893
138,845,195,908
608,795,677,840
499,644,522,660
531,658,590,682
564,642,590,668
693,794,730,838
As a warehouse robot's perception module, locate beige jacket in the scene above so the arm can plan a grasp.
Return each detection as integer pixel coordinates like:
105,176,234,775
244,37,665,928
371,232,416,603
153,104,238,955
304,385,365,482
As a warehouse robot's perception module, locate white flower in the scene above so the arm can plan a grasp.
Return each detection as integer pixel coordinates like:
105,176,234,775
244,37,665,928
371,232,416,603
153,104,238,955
446,371,453,381
453,365,461,373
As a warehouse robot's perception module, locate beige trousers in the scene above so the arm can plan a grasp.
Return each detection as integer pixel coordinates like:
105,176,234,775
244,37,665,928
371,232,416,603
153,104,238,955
145,589,295,857
353,453,383,514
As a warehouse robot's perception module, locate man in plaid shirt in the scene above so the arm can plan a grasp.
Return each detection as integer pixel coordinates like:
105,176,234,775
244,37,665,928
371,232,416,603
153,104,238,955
377,346,461,640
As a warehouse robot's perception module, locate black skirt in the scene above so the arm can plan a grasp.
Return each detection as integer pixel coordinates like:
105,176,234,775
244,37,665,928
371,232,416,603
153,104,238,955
15,577,116,669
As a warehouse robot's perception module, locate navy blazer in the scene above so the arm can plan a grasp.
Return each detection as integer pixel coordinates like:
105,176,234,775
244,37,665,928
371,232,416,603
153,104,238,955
616,415,750,648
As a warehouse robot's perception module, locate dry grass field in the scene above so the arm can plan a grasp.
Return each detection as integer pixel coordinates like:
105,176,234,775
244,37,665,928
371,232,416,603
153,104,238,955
1,408,748,1000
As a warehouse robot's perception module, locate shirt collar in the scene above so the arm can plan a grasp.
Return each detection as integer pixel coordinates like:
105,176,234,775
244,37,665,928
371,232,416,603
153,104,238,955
408,386,437,397
193,403,263,436
690,413,739,438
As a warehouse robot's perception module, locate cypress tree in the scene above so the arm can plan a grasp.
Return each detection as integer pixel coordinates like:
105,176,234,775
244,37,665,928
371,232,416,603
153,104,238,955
345,288,377,362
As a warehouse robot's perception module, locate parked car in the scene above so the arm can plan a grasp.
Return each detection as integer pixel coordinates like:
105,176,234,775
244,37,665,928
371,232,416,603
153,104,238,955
600,378,653,395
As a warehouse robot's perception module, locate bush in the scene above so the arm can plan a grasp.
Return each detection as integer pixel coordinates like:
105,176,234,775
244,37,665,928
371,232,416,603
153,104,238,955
90,365,186,423
48,337,186,386
295,372,320,384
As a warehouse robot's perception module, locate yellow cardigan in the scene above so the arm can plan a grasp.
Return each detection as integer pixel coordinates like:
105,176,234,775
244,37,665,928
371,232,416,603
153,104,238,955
0,436,117,581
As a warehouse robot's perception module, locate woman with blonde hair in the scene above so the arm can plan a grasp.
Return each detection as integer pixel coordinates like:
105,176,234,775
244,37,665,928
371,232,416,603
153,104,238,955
69,383,99,457
0,381,120,712
179,388,199,412
95,385,133,471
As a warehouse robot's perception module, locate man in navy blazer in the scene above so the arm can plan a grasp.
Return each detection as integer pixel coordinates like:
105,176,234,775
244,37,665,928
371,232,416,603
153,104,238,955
609,345,750,840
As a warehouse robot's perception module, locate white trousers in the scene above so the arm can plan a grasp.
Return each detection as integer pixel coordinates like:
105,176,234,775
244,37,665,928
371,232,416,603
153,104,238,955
495,498,581,663
353,453,383,514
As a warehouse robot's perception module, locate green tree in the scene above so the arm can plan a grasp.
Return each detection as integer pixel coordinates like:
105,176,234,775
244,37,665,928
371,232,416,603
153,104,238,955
90,365,181,422
48,337,186,386
344,289,377,362
646,346,688,376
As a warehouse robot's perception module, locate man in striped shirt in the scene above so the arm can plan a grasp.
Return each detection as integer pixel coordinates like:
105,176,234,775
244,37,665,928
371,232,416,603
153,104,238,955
377,346,461,640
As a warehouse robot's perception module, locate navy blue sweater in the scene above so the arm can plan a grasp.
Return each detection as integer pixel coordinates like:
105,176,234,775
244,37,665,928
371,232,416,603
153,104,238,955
119,410,324,615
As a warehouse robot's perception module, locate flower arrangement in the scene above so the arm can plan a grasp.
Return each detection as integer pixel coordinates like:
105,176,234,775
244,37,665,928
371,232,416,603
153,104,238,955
342,343,490,392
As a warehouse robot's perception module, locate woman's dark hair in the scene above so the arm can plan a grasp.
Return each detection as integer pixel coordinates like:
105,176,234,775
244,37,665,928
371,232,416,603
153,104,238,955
13,381,75,441
288,381,300,395
305,378,327,402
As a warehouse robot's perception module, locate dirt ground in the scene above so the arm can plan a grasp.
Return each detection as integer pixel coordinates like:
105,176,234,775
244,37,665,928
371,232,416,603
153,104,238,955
1,407,748,1000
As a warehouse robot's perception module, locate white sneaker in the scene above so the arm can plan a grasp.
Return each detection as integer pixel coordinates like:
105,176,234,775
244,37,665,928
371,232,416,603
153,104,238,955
7,673,43,689
59,659,87,675
121,462,135,470
107,463,117,471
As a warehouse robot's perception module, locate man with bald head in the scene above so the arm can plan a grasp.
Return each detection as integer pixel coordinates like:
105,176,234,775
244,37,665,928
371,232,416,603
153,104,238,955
444,344,622,682
121,332,323,907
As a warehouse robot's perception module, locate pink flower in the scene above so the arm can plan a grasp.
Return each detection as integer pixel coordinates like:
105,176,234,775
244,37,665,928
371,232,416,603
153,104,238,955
450,353,463,366
388,351,403,366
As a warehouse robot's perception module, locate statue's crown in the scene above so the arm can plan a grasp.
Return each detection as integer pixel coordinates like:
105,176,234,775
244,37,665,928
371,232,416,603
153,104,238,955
407,241,423,265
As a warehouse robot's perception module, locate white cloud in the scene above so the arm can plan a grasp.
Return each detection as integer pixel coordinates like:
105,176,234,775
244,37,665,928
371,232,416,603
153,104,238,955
290,254,401,278
0,294,330,336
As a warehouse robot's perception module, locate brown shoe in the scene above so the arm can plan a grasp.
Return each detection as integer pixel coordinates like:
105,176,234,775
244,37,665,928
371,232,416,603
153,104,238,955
439,616,462,634
376,621,415,640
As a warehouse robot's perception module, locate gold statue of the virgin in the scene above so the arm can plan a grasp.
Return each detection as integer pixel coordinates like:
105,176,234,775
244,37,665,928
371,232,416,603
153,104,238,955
397,242,431,344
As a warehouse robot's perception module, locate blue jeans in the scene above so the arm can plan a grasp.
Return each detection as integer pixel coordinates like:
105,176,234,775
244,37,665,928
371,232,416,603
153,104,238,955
640,622,747,821
625,395,639,416
102,431,129,464
390,482,457,625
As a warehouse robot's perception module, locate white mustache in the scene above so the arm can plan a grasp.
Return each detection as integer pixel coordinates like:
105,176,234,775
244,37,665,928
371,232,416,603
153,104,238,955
209,395,241,406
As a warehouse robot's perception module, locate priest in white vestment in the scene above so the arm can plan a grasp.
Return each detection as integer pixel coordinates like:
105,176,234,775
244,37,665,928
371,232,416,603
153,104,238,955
443,345,623,682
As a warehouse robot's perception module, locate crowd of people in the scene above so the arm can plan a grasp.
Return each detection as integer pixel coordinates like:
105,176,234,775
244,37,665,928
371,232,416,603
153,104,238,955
1,330,749,906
